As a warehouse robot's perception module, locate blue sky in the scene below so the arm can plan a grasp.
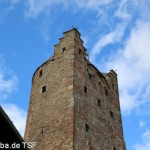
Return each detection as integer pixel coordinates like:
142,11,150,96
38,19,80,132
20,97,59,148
0,0,150,149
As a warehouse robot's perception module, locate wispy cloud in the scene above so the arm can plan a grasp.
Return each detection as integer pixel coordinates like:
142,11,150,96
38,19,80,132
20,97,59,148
0,57,18,100
75,0,113,10
90,23,126,62
25,0,64,18
2,104,27,137
104,21,150,114
89,0,150,61
134,129,150,150
139,120,146,128
0,0,20,23
25,0,114,18
115,0,150,21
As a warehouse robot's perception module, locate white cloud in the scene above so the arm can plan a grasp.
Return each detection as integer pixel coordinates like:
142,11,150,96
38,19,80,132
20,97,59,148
75,0,113,10
2,104,27,137
115,0,131,20
26,0,64,18
0,57,18,100
25,0,114,18
24,0,150,24
115,0,150,21
139,120,146,128
103,21,150,114
0,75,18,99
134,130,150,150
90,23,126,62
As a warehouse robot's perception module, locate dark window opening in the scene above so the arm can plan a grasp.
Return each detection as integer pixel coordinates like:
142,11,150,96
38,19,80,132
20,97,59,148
39,70,43,77
89,73,92,79
41,128,44,134
42,86,46,93
41,127,45,134
105,88,108,96
62,47,66,52
84,86,87,93
113,147,116,150
79,48,82,54
112,83,115,89
110,111,114,118
98,99,101,107
85,124,89,132
51,58,55,62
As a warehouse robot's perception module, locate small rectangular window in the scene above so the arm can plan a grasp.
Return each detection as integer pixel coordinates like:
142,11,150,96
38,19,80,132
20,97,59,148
113,147,116,150
89,73,92,79
105,88,108,96
84,86,87,93
41,127,45,134
110,111,114,118
42,86,46,93
98,99,101,107
39,70,43,77
85,124,89,132
112,83,115,89
41,128,44,134
62,47,66,52
79,48,82,54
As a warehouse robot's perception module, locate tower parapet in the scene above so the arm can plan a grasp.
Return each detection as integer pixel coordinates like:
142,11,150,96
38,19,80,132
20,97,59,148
54,28,86,59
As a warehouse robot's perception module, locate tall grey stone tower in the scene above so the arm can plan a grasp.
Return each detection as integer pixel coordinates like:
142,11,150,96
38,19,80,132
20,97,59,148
24,28,126,150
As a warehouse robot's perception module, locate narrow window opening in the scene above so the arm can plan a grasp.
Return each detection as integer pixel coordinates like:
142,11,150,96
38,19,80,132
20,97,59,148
42,86,46,93
110,111,114,118
113,147,116,150
41,128,44,134
39,70,43,77
112,83,115,89
105,88,108,96
98,99,101,107
84,86,87,93
79,48,82,54
41,127,45,134
62,47,66,52
89,73,92,79
85,124,89,132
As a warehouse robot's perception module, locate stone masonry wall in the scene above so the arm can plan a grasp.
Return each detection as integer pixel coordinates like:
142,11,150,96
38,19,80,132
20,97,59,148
24,28,126,150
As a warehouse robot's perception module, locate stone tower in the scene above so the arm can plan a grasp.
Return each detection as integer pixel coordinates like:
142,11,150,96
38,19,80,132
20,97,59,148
24,28,126,150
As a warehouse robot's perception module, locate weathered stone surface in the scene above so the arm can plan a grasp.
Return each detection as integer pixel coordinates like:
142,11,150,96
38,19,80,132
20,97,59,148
24,28,126,150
